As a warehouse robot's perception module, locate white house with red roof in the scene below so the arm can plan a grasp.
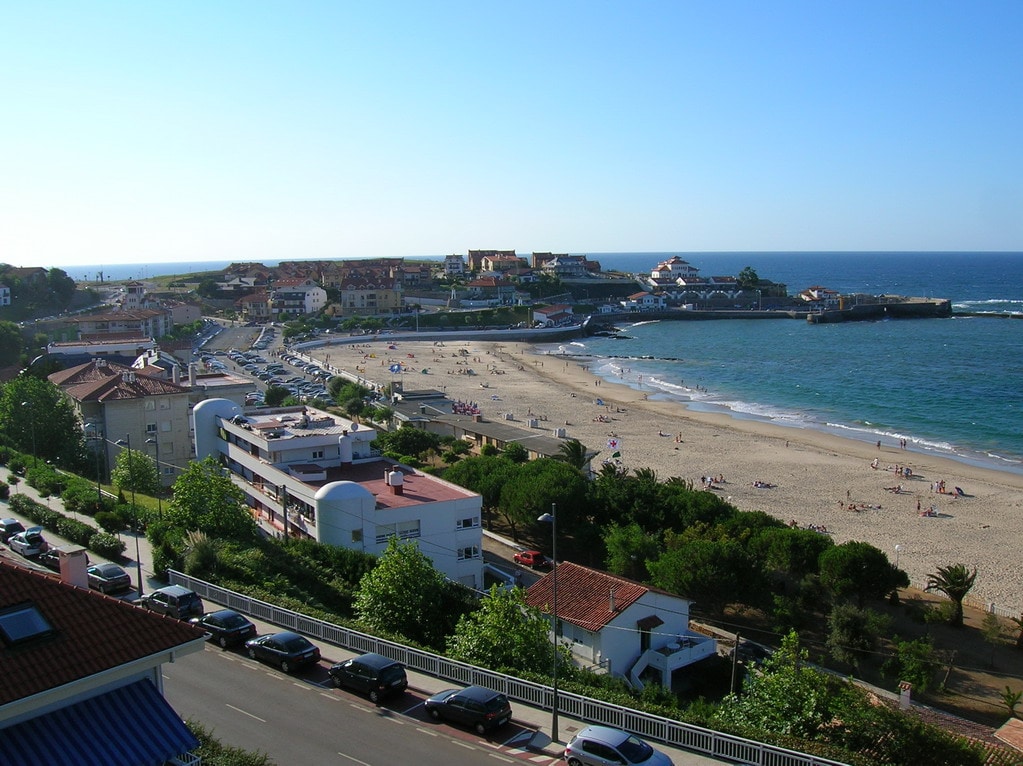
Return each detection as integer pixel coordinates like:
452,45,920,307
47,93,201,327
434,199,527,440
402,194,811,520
525,562,716,689
620,291,666,311
532,304,575,326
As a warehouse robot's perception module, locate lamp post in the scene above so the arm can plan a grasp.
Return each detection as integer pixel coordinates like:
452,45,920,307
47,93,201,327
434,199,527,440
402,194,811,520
145,435,162,519
537,503,559,743
21,401,37,468
895,544,903,570
115,435,145,597
85,422,103,505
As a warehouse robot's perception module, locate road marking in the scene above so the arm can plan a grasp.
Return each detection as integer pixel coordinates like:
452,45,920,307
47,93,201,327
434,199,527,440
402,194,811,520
401,701,424,714
336,752,372,766
225,704,266,722
416,727,438,737
454,741,475,750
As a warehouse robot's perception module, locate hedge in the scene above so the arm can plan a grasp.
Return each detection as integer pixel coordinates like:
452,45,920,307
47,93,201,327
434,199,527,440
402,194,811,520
7,494,126,560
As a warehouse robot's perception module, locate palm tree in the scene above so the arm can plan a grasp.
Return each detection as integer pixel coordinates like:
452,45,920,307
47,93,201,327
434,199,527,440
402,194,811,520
556,439,589,471
926,563,978,628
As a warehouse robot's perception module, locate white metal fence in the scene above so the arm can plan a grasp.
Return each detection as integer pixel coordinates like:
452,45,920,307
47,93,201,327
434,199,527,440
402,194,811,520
169,570,849,766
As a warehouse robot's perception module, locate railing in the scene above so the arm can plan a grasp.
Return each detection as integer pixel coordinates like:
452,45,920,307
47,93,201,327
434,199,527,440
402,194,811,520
169,571,849,766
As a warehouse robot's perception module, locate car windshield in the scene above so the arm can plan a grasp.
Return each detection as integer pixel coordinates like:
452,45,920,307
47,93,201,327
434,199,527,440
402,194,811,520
616,735,653,763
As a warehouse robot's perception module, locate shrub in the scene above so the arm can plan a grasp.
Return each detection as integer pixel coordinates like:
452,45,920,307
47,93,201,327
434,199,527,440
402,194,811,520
89,532,126,560
95,510,126,534
55,517,97,547
0,483,8,500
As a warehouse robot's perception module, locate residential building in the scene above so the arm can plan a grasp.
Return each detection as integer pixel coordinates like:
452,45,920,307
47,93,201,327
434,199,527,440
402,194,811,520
193,400,485,588
236,291,272,323
335,276,403,316
49,360,194,487
68,308,173,341
525,562,716,688
270,278,327,318
0,559,206,765
481,254,527,274
649,256,699,284
467,249,516,272
620,292,666,311
538,255,589,278
465,277,516,305
798,285,841,310
0,284,10,307
443,254,466,277
532,304,575,326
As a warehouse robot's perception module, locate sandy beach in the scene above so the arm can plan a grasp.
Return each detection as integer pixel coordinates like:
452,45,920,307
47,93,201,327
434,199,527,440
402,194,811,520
303,337,1023,616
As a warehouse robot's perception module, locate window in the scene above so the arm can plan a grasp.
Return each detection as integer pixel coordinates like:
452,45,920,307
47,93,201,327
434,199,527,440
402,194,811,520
146,423,157,434
457,546,479,561
312,450,324,460
351,529,363,543
375,519,420,544
0,603,54,646
455,516,479,530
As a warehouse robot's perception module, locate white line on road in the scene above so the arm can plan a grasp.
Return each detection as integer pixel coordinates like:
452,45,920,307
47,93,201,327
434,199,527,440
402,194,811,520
225,704,266,722
336,752,372,766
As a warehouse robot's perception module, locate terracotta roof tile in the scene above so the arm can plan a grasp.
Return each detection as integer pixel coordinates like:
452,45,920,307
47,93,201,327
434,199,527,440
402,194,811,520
0,561,206,705
525,562,649,631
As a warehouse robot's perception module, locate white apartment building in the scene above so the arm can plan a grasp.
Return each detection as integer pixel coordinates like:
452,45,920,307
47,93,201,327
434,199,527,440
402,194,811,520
193,399,484,588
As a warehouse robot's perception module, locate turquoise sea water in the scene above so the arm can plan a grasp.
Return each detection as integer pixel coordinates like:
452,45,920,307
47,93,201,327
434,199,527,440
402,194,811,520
539,252,1023,475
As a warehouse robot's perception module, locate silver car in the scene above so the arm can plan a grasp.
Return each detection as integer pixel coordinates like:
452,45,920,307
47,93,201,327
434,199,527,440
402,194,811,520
563,726,673,766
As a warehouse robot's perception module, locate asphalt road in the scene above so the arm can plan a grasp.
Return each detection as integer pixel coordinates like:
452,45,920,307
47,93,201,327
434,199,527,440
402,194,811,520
162,644,556,766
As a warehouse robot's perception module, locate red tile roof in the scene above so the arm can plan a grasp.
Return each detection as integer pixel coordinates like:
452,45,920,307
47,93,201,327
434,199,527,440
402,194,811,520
0,561,206,705
49,360,189,402
525,562,650,632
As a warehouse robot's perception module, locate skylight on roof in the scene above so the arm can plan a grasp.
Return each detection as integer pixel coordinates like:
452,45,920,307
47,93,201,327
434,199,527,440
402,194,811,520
0,602,55,646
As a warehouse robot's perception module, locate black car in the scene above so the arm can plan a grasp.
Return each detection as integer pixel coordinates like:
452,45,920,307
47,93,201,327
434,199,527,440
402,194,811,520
245,631,320,673
190,609,258,648
328,653,408,703
86,563,132,594
424,685,512,734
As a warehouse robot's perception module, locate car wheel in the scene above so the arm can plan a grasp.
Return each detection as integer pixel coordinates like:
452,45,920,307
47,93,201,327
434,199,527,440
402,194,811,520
248,648,257,660
428,707,441,720
368,689,380,704
280,660,291,673
567,759,583,766
474,721,487,735
218,636,229,648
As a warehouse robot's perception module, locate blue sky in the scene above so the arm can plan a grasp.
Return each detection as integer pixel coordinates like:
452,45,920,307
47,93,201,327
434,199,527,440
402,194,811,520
2,2,1021,269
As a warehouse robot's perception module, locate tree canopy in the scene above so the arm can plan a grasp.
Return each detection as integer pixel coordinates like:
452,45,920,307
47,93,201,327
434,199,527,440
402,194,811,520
0,375,85,467
166,456,256,539
819,540,908,608
111,446,160,496
926,563,978,628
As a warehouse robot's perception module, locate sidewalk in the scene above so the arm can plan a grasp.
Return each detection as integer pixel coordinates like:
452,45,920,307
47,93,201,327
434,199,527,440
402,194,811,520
0,467,730,765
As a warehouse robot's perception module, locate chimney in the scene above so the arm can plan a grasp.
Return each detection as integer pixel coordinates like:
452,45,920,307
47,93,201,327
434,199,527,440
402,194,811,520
387,469,404,496
172,364,181,384
188,363,197,387
56,544,89,589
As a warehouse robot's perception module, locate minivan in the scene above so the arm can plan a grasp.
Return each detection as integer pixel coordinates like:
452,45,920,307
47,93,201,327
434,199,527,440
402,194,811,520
139,585,204,619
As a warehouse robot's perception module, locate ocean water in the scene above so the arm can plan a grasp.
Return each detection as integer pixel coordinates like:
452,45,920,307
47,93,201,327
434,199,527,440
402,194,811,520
539,252,1023,475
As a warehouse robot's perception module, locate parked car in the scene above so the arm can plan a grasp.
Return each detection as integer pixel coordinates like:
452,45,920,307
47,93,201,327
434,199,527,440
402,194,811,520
328,653,408,703
424,686,512,734
245,631,320,673
0,518,26,544
9,527,48,558
513,550,551,569
190,609,258,648
87,563,132,594
139,585,204,619
563,726,674,766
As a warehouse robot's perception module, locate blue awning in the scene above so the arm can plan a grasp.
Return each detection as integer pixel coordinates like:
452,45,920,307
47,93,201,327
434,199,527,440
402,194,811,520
2,679,199,766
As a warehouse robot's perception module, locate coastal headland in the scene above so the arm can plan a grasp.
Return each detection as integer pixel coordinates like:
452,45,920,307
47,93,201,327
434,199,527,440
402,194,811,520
300,334,1023,616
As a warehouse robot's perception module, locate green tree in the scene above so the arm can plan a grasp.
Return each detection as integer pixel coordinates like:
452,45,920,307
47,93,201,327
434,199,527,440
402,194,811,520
263,385,290,407
819,541,908,608
374,424,441,461
448,586,569,674
753,526,833,579
0,321,23,366
354,538,471,648
111,446,160,496
0,376,85,466
498,459,588,542
826,603,889,671
555,438,589,471
882,635,940,693
442,455,517,527
501,442,528,463
648,538,760,612
603,522,660,580
925,563,977,628
166,456,256,539
737,266,760,289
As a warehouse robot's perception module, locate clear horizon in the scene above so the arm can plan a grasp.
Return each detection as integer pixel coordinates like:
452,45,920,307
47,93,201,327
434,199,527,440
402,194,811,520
3,2,1021,269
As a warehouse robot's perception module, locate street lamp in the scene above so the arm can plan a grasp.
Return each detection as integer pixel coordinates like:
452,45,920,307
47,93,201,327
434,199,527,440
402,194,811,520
21,401,37,467
115,435,145,597
145,435,162,519
537,503,559,743
895,544,903,569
